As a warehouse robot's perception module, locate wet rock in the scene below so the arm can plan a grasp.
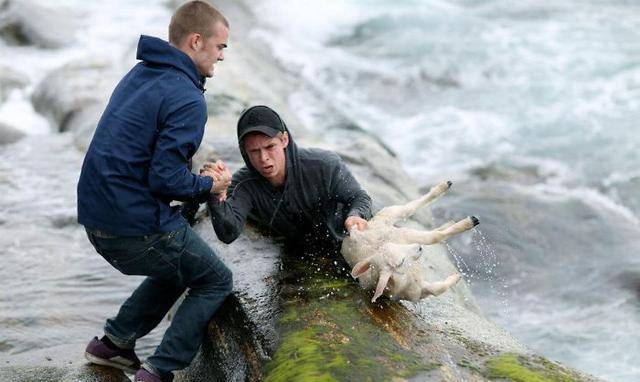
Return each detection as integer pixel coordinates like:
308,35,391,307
31,60,113,133
0,120,24,145
0,364,129,382
205,91,250,117
618,270,640,302
0,0,77,48
175,226,281,382
0,343,129,382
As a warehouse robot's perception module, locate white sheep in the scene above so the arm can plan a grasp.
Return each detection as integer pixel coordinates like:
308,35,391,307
341,181,478,302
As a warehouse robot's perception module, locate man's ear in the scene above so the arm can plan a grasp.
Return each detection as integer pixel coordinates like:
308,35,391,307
351,257,373,279
188,32,203,52
280,131,289,148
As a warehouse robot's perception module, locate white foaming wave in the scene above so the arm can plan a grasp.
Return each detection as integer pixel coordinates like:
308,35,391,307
604,170,640,187
250,0,475,98
252,0,376,44
567,66,640,122
253,0,467,46
390,107,513,178
516,182,640,227
0,89,50,135
507,155,577,185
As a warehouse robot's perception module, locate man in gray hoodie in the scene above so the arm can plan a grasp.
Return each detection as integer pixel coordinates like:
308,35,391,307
206,105,371,253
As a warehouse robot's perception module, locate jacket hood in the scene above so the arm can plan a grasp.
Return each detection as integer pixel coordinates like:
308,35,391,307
237,106,298,181
136,35,206,91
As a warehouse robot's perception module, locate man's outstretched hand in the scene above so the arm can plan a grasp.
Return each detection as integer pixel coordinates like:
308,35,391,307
345,216,368,233
201,160,231,201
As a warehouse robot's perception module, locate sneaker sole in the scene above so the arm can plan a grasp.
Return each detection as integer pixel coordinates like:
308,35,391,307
84,351,138,374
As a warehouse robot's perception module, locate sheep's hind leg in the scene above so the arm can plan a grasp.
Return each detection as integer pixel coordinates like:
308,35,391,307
391,216,479,245
372,181,452,224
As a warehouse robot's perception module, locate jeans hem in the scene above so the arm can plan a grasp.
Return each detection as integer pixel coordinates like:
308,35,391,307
104,331,136,350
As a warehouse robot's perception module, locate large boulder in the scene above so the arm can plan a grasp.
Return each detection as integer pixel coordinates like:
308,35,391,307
30,59,119,150
0,0,77,48
31,60,111,132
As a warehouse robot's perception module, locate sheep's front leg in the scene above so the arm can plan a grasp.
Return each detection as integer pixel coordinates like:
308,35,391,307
372,181,452,224
391,216,479,245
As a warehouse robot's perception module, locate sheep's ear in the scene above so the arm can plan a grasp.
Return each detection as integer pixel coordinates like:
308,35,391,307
372,271,392,302
351,257,373,279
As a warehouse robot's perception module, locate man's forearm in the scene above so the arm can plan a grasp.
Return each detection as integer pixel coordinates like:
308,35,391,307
346,189,373,220
207,197,247,244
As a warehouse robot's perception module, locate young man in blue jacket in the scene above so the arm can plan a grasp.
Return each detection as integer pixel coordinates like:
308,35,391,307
77,2,231,381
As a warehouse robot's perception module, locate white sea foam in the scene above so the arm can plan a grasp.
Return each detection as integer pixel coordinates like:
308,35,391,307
517,183,640,227
0,89,50,135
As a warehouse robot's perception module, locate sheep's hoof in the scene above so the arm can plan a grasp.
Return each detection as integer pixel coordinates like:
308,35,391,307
470,216,480,226
446,180,453,188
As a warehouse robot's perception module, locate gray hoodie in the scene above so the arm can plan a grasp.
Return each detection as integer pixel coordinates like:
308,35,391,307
207,117,372,250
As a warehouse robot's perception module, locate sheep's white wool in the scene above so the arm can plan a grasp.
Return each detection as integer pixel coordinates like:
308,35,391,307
341,181,477,302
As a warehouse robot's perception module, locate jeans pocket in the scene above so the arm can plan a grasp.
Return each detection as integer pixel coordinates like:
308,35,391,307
95,233,177,277
99,247,149,275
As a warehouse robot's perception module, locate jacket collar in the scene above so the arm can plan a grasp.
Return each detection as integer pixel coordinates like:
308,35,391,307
136,35,206,91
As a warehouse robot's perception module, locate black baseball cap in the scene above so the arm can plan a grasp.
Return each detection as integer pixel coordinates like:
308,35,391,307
237,105,285,142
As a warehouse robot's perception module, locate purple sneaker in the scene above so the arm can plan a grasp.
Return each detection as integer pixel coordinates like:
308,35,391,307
84,336,141,373
134,368,174,382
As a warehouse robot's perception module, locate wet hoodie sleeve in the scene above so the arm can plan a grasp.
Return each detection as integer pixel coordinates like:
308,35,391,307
329,156,372,220
207,171,254,244
148,99,213,201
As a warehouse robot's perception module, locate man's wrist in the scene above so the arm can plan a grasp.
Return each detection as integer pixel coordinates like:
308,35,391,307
199,174,214,194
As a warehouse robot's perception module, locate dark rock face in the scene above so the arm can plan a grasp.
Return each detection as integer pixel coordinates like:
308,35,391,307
177,295,268,382
175,225,282,382
0,0,76,48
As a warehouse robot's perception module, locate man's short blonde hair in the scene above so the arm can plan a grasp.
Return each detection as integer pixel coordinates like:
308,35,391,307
169,1,229,45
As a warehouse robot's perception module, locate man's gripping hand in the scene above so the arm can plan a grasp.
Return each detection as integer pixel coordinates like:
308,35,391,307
345,216,368,233
200,160,231,201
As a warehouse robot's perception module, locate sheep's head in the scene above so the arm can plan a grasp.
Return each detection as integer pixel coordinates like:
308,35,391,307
351,242,425,302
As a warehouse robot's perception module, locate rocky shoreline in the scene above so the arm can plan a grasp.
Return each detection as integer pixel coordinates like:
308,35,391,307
0,0,605,381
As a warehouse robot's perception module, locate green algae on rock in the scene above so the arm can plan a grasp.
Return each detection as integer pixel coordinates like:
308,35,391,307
486,353,597,382
263,254,439,382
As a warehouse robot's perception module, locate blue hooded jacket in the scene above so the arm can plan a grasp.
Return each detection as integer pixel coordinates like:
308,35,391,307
77,35,214,236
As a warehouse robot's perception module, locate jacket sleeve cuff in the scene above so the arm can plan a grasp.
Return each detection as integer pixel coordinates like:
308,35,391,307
197,175,213,199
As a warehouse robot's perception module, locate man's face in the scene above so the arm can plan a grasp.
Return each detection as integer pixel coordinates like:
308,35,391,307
243,132,289,186
193,22,228,78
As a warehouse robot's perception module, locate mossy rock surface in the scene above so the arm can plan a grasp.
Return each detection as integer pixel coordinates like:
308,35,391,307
264,254,442,382
485,353,600,382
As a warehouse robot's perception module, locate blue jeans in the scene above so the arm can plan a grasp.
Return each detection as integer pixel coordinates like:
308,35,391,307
86,224,233,377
